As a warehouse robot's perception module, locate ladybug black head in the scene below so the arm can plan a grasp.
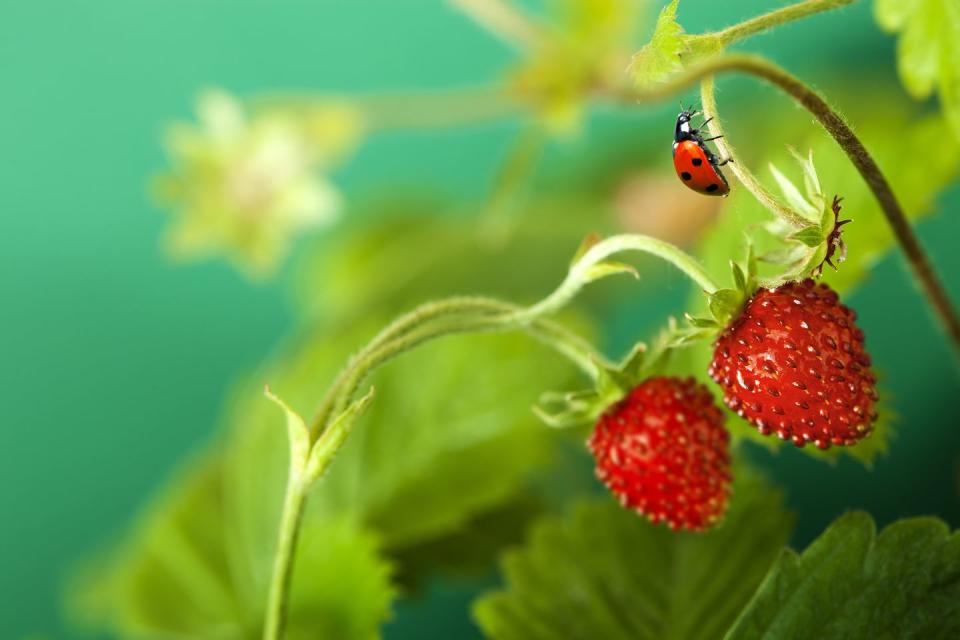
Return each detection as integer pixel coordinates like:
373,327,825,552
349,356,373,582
675,106,700,141
676,106,698,124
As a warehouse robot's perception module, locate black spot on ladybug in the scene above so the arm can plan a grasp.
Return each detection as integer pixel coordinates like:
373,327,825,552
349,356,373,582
692,158,703,166
706,184,719,192
681,172,692,181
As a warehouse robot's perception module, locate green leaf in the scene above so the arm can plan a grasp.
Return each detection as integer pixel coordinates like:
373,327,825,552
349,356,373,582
629,0,722,86
389,494,545,591
309,330,577,547
725,512,960,639
630,0,686,85
875,0,923,30
288,518,395,640
67,456,394,640
875,0,960,139
72,315,581,637
474,473,793,640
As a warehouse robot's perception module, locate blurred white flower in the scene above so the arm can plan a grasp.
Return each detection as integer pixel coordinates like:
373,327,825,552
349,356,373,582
155,89,361,277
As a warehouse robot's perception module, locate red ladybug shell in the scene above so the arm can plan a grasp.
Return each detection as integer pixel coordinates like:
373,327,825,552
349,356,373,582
673,140,729,196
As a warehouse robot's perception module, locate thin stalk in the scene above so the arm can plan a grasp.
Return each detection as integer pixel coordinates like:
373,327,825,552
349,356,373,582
322,234,718,425
308,297,532,437
712,0,858,46
323,307,603,430
519,235,720,324
617,53,960,353
700,76,812,229
262,475,307,640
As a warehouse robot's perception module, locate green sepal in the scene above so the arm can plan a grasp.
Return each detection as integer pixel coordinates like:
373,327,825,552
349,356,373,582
264,386,377,487
264,385,311,478
684,313,720,329
305,387,376,485
570,232,602,266
787,224,826,248
582,260,640,283
616,342,648,382
730,259,747,291
533,389,604,429
709,288,745,325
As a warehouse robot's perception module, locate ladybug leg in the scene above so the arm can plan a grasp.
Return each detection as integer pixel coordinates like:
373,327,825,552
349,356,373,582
696,116,713,129
701,134,724,142
717,157,734,166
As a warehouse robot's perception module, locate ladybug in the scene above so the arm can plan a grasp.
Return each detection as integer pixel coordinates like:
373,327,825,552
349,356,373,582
672,107,730,196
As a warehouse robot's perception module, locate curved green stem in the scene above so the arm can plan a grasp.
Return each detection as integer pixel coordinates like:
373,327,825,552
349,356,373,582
324,304,604,428
265,231,714,636
322,234,715,427
618,53,960,354
699,76,812,229
308,296,598,438
518,235,720,324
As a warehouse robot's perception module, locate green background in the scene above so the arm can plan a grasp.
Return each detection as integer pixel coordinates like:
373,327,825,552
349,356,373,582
2,1,958,638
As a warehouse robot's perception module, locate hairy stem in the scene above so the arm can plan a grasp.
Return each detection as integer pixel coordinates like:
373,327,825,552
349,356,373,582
699,76,813,229
712,0,858,46
308,296,603,438
619,54,960,353
321,304,604,433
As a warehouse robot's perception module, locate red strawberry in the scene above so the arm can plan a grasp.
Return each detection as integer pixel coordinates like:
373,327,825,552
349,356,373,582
588,376,732,531
708,279,878,449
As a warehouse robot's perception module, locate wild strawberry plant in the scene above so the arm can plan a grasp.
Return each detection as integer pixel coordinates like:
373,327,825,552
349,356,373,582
71,1,960,639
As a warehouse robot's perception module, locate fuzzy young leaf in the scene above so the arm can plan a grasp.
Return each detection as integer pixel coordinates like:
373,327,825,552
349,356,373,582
630,1,720,86
875,0,960,139
630,0,686,85
474,474,793,640
726,512,960,639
